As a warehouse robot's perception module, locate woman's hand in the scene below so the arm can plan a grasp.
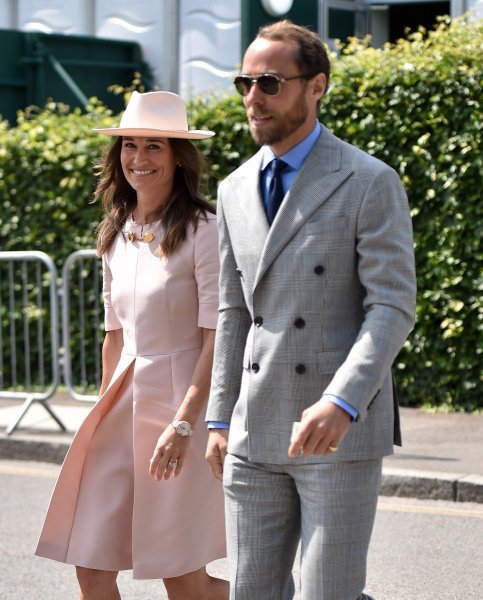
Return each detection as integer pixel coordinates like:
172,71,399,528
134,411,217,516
149,329,215,481
149,424,191,481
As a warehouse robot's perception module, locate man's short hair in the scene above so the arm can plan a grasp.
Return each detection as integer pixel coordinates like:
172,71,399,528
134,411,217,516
257,19,330,92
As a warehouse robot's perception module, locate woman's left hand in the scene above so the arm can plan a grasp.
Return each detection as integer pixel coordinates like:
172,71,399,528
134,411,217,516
149,425,191,481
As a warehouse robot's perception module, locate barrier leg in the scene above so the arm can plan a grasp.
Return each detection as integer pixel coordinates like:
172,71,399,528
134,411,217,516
5,396,67,436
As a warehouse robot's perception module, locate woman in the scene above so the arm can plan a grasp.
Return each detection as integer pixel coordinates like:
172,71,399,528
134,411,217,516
36,91,228,600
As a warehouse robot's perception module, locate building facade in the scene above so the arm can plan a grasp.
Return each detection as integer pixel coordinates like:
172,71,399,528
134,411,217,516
0,0,481,105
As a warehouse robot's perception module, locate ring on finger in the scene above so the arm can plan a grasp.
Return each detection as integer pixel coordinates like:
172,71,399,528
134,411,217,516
168,459,178,469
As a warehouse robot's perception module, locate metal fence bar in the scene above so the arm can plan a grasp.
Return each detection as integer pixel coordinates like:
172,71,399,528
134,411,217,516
78,258,87,389
8,261,17,387
36,261,45,388
21,261,31,388
0,251,64,434
61,249,101,402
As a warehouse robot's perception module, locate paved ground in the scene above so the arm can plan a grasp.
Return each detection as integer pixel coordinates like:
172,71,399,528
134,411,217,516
1,394,482,502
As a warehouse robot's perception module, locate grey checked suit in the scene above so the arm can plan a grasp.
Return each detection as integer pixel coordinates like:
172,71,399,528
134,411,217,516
206,127,416,599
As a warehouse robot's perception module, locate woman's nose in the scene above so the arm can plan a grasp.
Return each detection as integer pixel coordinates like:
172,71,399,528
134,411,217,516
132,147,147,161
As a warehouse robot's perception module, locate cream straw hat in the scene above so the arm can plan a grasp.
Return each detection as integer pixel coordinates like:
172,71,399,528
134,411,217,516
93,91,214,139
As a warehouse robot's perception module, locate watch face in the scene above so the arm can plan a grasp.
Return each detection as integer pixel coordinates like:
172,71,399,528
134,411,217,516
178,421,190,435
173,420,192,436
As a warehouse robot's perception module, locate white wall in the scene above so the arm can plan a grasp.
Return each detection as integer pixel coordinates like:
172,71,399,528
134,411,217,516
16,0,92,33
179,0,241,98
0,0,243,100
95,0,177,92
1,0,480,101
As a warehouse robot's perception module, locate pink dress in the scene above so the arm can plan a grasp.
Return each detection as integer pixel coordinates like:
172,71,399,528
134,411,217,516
36,212,226,579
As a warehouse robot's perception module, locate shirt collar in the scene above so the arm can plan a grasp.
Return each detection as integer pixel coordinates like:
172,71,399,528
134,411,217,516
260,121,322,172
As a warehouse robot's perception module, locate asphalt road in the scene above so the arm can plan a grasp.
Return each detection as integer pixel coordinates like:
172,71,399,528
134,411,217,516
1,460,482,599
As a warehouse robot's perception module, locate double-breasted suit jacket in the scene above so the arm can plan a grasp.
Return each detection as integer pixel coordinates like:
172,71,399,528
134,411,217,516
206,127,416,464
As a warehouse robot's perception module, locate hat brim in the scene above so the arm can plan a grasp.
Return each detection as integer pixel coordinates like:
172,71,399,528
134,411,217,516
92,127,215,140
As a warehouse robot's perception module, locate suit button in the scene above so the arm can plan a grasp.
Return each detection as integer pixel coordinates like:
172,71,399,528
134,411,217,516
295,364,306,374
252,362,260,373
314,265,324,275
294,317,305,329
254,316,263,327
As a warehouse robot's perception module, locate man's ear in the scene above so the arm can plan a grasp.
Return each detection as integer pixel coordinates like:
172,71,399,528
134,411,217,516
312,72,327,100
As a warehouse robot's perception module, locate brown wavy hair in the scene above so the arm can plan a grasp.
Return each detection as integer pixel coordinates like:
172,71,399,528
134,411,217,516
93,137,214,256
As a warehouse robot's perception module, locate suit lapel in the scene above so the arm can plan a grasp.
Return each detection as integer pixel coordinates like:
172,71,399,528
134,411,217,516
223,150,268,269
254,129,353,289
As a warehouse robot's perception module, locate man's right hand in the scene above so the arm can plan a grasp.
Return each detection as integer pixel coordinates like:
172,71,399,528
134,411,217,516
205,429,229,481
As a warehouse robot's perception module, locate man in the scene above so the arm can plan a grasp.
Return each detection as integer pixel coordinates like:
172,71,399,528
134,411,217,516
206,20,416,600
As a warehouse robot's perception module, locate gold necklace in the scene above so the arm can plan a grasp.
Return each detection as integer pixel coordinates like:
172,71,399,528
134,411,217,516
128,231,154,243
128,218,154,243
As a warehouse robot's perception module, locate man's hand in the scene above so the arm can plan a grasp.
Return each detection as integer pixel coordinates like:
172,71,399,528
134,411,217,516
205,429,229,480
288,400,351,458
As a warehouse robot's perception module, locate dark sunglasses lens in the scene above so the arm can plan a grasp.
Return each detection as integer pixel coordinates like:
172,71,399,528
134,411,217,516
234,77,251,96
258,75,280,95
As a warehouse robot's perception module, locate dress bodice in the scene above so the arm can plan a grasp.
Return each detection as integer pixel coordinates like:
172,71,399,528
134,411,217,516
102,213,219,357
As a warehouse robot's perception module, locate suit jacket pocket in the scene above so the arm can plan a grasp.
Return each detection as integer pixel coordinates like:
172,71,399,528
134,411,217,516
316,349,349,375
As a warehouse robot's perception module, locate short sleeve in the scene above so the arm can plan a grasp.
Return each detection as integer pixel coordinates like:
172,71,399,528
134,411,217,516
102,253,122,331
194,214,220,329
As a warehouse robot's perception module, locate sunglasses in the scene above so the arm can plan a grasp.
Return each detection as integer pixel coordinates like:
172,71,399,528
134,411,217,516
233,73,315,97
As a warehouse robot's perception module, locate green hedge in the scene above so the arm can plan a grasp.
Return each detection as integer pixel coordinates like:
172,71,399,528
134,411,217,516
0,100,113,257
0,17,481,409
323,18,482,411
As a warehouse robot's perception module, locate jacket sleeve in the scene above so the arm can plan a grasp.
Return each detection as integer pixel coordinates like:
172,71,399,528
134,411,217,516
324,166,416,421
205,187,252,423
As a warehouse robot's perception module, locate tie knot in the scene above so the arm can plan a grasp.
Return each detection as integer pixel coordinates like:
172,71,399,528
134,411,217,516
271,158,287,176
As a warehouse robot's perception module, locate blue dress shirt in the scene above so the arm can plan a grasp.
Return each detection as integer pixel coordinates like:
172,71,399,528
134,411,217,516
207,122,358,429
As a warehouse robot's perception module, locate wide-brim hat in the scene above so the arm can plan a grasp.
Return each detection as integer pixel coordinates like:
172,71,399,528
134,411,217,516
93,91,214,139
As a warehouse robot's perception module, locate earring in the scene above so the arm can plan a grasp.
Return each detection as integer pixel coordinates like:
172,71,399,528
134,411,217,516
177,163,182,168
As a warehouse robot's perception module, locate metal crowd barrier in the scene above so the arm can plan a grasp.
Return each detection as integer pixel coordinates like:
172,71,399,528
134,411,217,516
61,249,102,402
0,251,62,434
0,249,102,434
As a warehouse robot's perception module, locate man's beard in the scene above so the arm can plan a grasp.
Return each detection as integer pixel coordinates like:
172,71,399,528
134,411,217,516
249,96,309,147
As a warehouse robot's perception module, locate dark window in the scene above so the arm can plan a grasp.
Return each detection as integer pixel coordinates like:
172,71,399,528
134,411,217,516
328,7,356,40
389,2,450,42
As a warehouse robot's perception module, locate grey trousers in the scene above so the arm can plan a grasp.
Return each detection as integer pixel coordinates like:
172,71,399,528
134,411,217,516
223,454,382,600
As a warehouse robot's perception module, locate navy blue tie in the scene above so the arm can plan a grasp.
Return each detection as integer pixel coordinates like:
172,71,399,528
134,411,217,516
266,158,287,225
